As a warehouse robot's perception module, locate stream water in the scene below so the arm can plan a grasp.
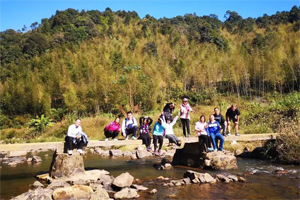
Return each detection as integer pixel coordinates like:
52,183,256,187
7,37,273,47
0,151,299,200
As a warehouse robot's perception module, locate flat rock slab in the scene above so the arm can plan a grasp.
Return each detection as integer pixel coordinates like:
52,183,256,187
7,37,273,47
52,185,93,200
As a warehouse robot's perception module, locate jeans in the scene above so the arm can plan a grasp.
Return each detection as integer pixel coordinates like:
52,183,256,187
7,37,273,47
166,134,180,145
126,126,137,137
210,132,224,151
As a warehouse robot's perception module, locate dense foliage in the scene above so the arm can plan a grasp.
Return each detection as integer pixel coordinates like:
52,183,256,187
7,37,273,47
0,6,299,127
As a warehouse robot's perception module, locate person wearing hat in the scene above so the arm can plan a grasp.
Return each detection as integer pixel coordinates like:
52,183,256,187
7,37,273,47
180,98,194,137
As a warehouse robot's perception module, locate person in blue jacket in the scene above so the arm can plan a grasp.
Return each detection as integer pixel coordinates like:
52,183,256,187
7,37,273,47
207,114,225,152
152,117,166,156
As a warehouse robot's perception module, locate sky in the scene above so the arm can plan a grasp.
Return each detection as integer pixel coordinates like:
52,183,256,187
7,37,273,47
0,0,299,32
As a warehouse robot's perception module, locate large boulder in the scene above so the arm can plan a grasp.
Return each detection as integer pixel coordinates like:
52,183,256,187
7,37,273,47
52,185,93,200
204,151,238,170
109,150,123,157
113,172,134,188
136,149,152,159
32,155,42,163
11,187,53,200
49,151,85,178
114,188,139,199
172,142,205,167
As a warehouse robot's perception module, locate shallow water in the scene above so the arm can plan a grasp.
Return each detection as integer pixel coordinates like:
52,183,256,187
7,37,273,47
0,151,299,200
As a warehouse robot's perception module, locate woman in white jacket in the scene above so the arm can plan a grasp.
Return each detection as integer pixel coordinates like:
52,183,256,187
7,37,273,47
161,113,182,147
180,98,194,137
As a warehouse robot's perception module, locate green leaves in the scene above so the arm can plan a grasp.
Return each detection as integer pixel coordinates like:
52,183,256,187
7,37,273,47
29,114,55,135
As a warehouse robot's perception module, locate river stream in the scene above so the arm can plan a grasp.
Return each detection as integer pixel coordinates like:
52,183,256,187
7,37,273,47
0,151,299,199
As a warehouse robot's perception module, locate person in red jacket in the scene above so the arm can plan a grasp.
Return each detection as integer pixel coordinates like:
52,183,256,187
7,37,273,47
104,117,121,141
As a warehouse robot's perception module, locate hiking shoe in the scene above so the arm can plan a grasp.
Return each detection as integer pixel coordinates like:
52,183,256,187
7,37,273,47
68,150,73,155
158,150,161,156
77,149,84,155
235,132,240,136
113,138,118,141
207,147,214,152
154,150,157,155
125,136,129,140
214,149,217,152
132,136,137,140
105,138,109,141
227,133,231,136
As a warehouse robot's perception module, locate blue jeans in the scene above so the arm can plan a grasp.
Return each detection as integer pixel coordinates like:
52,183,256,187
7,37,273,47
210,132,224,151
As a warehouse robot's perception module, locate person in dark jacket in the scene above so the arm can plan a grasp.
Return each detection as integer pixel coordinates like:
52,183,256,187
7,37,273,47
139,116,153,151
213,107,226,136
162,103,175,121
226,104,241,136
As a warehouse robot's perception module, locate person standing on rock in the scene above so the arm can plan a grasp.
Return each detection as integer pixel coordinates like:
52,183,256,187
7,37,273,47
104,117,121,141
195,115,213,152
152,117,166,156
180,98,194,137
213,107,226,136
162,102,175,121
122,111,138,140
139,116,153,151
207,115,225,152
65,118,85,155
226,104,241,136
161,113,182,147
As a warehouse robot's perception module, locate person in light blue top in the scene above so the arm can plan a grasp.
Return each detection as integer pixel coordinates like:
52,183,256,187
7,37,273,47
207,114,225,152
152,117,165,155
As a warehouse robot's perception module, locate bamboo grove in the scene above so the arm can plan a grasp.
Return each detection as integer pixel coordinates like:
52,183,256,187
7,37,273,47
0,6,299,123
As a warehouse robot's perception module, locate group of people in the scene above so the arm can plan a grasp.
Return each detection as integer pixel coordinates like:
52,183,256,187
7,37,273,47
65,98,241,155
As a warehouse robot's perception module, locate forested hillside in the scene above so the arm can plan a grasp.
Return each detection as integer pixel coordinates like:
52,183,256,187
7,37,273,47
1,6,299,127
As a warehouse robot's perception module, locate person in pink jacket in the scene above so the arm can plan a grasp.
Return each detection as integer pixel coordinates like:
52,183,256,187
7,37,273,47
104,117,121,141
180,98,194,137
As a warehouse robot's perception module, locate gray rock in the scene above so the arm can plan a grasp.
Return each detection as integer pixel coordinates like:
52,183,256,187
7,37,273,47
149,189,157,194
132,184,148,191
123,151,132,157
32,156,42,163
32,181,44,188
11,187,53,200
131,153,137,160
164,163,172,169
48,180,71,189
136,149,147,159
2,157,26,166
110,149,123,157
90,148,95,154
27,158,33,162
228,175,238,182
52,185,93,200
114,188,139,199
216,174,231,183
90,187,110,200
113,172,134,188
49,152,85,178
182,178,191,185
100,150,110,157
238,177,247,182
95,147,102,154
203,173,216,183
205,151,238,170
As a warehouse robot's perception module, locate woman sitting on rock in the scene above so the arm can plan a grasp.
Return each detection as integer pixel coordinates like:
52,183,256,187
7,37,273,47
104,117,121,141
139,116,153,151
195,115,213,152
161,113,182,147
